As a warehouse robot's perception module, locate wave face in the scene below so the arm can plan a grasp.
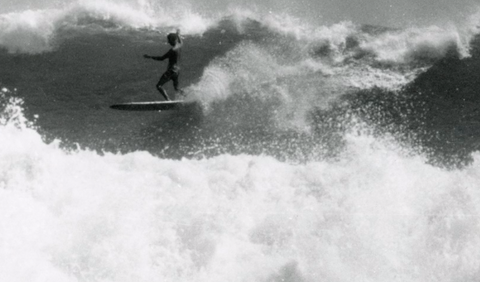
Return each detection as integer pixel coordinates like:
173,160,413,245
2,1,480,281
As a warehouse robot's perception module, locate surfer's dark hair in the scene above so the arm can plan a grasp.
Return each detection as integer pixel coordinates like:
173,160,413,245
167,33,178,44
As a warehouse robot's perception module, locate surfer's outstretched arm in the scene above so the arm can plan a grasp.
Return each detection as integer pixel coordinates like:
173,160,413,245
175,29,183,49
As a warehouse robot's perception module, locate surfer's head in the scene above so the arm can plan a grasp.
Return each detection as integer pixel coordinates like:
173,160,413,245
167,33,178,46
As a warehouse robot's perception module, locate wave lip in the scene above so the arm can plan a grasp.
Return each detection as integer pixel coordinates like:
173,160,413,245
0,0,213,54
1,1,479,55
358,26,474,64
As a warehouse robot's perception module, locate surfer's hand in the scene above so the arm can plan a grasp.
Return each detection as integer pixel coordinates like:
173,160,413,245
143,54,150,59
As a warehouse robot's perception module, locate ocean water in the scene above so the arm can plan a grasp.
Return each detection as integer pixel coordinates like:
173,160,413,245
2,0,480,281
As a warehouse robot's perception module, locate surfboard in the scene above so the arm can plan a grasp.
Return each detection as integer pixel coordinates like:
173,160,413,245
110,100,193,111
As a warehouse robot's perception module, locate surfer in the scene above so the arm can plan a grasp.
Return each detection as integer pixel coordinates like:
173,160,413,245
144,29,183,101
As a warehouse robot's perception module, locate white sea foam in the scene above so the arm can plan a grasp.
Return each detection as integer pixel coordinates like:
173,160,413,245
1,95,480,281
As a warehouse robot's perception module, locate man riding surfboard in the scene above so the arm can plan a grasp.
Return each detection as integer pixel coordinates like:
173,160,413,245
144,29,183,101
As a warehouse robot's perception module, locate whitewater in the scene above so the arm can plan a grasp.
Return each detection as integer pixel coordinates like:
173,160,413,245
2,0,480,281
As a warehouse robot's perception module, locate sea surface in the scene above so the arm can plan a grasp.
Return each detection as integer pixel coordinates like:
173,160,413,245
2,1,480,281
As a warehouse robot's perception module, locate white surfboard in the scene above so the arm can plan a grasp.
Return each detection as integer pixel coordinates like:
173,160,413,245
110,100,194,111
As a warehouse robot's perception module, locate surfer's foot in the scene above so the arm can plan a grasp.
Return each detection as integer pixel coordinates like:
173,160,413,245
162,95,171,101
157,86,170,101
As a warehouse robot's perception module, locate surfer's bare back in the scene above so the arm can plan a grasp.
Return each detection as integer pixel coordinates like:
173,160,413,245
144,29,183,101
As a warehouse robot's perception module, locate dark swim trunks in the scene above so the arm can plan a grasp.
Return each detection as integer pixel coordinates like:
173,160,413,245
158,69,179,88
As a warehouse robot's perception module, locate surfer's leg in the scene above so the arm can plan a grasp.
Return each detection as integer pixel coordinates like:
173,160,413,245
156,85,170,101
172,71,184,98
172,71,180,91
156,72,171,101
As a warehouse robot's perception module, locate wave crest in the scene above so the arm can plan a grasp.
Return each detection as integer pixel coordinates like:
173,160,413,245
0,0,213,54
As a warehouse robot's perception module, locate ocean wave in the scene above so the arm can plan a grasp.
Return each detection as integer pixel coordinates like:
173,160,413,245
1,3,480,165
1,0,479,57
185,21,435,126
186,15,479,116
